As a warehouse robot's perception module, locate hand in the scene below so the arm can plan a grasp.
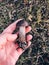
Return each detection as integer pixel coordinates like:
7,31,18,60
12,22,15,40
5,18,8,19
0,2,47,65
0,19,32,65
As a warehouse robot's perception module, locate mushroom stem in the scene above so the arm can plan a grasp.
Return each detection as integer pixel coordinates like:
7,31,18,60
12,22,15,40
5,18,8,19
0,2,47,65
19,26,26,43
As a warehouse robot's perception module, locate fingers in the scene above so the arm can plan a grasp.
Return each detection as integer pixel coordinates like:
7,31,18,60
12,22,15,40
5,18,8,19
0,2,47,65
26,35,32,41
2,19,23,34
17,41,31,56
14,34,32,56
14,26,31,34
15,34,32,49
13,34,32,58
6,34,17,42
4,28,32,42
25,26,31,33
10,41,31,64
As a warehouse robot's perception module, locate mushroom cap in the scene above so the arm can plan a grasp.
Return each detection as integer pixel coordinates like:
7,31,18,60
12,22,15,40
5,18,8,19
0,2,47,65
16,19,28,27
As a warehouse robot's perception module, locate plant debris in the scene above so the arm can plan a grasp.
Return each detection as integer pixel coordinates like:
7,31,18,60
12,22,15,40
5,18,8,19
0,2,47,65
0,0,49,65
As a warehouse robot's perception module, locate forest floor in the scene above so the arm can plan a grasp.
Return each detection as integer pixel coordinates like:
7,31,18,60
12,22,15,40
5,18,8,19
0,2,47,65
0,0,49,65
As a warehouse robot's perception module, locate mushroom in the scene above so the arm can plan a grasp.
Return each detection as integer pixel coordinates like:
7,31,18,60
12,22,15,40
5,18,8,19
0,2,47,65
13,19,28,49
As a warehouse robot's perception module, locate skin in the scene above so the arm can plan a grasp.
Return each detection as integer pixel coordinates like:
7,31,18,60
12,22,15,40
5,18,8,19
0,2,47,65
0,19,32,65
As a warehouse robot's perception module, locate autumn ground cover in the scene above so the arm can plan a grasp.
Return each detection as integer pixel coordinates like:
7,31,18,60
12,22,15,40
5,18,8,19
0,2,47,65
0,0,49,65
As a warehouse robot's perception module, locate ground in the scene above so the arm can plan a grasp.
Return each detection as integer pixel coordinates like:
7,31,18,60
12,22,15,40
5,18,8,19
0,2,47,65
0,0,49,65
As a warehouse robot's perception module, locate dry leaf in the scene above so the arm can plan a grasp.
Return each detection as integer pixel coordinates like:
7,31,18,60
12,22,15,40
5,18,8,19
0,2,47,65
37,9,41,24
24,0,28,4
28,14,33,21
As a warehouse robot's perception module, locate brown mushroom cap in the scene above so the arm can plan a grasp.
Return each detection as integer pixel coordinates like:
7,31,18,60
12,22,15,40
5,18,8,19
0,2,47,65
16,19,28,28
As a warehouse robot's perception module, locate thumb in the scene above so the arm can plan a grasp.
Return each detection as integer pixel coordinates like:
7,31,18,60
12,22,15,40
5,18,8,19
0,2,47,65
7,34,17,42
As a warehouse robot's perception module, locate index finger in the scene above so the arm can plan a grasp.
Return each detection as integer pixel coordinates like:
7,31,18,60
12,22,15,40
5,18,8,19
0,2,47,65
2,19,23,34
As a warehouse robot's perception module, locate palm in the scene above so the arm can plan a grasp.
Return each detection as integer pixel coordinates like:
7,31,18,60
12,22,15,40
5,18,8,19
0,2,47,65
4,41,20,65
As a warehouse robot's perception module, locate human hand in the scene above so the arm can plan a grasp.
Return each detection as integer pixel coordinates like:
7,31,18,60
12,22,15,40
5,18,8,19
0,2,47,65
0,19,32,65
